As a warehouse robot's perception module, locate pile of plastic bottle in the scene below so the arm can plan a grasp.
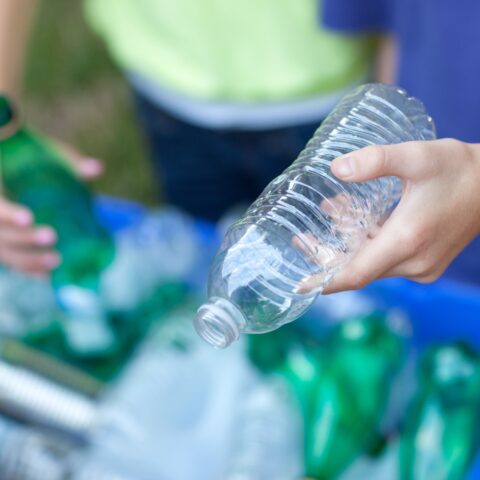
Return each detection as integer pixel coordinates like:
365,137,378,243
1,84,480,479
0,206,478,480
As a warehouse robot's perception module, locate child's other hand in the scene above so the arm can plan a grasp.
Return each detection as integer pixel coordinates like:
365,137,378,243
54,140,103,180
0,140,102,275
0,197,59,275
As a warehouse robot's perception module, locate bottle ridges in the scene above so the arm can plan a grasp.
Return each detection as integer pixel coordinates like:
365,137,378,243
236,85,435,293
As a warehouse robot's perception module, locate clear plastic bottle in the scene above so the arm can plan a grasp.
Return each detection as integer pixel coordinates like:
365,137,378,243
224,377,304,480
101,208,200,312
0,416,132,480
92,302,253,480
194,84,436,348
0,268,57,337
0,416,68,480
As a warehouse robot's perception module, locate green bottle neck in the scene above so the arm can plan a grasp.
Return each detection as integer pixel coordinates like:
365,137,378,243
0,95,20,140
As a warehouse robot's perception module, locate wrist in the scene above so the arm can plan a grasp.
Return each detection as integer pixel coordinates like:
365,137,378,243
466,142,480,235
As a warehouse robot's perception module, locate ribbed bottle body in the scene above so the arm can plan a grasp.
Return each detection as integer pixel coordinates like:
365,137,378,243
196,84,436,346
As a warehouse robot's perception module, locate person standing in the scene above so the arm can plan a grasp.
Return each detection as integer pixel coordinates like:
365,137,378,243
0,0,375,274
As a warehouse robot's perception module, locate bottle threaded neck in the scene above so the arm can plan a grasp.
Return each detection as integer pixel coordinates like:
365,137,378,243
193,297,246,349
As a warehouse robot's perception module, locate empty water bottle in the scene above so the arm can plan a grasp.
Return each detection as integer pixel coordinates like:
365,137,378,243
194,84,436,348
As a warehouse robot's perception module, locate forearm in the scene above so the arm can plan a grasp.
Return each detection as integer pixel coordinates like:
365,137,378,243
0,0,38,102
375,35,397,84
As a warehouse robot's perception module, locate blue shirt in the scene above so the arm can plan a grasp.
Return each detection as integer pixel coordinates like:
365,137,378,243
322,0,480,285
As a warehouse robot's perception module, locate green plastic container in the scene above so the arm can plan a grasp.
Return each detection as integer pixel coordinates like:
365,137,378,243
0,96,115,356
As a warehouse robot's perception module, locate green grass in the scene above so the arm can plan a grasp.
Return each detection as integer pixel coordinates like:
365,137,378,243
24,0,157,204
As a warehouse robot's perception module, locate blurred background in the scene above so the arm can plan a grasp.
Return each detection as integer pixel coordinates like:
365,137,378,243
24,0,155,204
0,0,480,479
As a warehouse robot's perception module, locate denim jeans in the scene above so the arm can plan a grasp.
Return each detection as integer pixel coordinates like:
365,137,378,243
134,92,320,221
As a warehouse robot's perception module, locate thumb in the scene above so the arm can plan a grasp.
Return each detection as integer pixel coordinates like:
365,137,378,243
54,140,104,180
331,142,430,183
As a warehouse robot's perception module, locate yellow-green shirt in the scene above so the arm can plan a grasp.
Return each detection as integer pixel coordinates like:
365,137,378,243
85,0,373,103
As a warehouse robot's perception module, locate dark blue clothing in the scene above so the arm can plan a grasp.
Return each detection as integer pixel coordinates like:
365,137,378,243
323,0,480,142
322,0,480,285
134,91,318,221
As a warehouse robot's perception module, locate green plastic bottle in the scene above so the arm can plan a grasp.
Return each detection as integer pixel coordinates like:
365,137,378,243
247,323,304,374
0,96,115,356
248,313,406,479
304,314,405,479
400,344,480,480
247,323,327,419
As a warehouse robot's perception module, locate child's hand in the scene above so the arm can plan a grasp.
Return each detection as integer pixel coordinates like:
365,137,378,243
322,139,480,294
0,141,103,275
0,197,59,275
54,140,103,180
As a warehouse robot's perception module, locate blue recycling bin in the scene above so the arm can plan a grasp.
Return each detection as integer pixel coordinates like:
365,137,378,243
95,196,480,478
365,277,480,479
366,277,480,348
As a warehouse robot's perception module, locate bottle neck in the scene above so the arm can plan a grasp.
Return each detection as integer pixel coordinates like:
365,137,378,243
193,297,246,349
0,95,20,141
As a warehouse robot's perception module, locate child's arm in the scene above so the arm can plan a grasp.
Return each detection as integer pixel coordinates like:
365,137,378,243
0,1,59,275
0,0,37,101
0,1,100,274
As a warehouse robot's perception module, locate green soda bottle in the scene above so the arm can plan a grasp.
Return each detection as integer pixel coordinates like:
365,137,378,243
247,323,305,373
400,344,480,480
0,95,115,356
305,314,405,479
248,323,327,419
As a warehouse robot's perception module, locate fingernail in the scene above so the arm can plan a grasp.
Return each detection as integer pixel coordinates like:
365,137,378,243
332,156,355,178
34,228,57,246
14,209,33,226
43,253,61,269
79,158,103,176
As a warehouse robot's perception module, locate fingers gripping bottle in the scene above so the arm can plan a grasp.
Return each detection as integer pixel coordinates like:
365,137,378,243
194,84,436,348
0,96,115,356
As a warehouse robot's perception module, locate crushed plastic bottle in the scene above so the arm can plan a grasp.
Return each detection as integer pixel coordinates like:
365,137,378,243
194,84,436,348
0,268,57,337
224,377,304,480
92,301,254,480
0,415,132,480
101,208,200,312
0,417,70,480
